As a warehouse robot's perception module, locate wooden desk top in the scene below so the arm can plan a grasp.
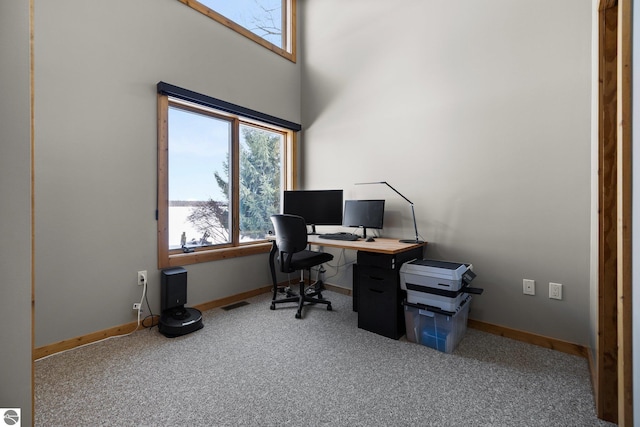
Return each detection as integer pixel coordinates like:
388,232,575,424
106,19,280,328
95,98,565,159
306,235,426,255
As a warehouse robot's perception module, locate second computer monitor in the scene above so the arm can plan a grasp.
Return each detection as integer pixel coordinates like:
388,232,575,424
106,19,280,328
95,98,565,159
342,199,385,238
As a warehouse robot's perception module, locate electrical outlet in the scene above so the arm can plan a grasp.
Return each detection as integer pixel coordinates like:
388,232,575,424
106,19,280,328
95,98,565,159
549,282,563,300
137,270,147,286
523,279,535,296
133,303,142,310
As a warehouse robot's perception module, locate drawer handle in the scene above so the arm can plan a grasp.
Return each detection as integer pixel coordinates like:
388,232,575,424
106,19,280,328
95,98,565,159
368,288,384,294
368,276,384,281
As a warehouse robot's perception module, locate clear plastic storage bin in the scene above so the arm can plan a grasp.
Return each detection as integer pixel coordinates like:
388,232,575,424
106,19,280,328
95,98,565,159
403,296,471,353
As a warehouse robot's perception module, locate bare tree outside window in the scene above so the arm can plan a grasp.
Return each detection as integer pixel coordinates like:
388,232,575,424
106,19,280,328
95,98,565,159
177,0,296,62
196,0,283,48
185,125,282,245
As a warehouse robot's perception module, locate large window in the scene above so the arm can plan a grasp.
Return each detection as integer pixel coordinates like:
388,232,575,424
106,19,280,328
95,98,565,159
177,0,296,62
157,83,297,268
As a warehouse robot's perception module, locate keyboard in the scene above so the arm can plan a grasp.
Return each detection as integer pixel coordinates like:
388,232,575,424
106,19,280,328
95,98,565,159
318,232,359,241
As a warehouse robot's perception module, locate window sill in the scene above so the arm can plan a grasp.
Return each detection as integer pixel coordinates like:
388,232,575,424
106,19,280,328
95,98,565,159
161,241,272,268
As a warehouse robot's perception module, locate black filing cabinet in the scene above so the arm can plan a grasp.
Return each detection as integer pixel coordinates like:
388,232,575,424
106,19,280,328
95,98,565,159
354,247,423,339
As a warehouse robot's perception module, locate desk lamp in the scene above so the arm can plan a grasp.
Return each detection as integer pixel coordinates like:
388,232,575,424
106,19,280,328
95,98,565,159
355,181,424,244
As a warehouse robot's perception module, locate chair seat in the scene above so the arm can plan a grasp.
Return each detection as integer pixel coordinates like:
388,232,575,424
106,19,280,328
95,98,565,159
270,214,334,319
288,250,334,271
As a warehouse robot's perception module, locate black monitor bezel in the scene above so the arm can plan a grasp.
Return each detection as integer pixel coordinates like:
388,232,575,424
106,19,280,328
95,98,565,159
282,190,344,232
342,199,385,231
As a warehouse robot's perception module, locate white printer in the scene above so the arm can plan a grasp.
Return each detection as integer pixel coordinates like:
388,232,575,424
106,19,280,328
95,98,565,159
400,259,482,312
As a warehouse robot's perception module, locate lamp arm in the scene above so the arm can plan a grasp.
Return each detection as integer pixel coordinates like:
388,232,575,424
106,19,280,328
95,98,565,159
354,180,423,243
409,203,420,242
380,181,413,205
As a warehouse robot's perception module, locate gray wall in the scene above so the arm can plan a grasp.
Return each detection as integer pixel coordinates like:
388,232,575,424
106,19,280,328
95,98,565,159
33,0,301,347
300,0,592,345
0,1,33,425
2,0,629,422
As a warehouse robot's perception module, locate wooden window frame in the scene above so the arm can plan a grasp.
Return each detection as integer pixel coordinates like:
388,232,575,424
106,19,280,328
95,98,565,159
177,0,297,63
157,94,297,269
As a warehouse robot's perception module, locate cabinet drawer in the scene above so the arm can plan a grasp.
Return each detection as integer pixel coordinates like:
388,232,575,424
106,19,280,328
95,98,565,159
353,264,395,312
357,266,396,288
357,251,397,269
357,246,423,270
356,266,405,339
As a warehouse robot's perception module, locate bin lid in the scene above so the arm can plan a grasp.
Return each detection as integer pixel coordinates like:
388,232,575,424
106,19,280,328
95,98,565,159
403,295,472,316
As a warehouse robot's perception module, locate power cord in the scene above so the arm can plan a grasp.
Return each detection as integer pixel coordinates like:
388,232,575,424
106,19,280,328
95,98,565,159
135,280,147,329
36,277,151,361
313,249,356,280
142,284,159,329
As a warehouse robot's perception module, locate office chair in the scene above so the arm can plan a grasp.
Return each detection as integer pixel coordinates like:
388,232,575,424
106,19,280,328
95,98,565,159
270,214,333,319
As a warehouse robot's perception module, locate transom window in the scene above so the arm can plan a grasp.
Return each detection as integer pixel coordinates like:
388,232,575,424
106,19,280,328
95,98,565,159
157,83,297,268
177,0,296,62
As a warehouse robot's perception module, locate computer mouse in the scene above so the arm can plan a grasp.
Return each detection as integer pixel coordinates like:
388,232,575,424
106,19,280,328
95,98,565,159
366,237,375,242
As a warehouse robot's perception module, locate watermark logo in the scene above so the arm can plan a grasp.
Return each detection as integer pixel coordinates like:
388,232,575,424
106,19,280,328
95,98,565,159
1,409,20,426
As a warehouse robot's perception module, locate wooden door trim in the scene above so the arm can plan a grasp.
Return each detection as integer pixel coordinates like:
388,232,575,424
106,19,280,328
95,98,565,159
596,0,619,422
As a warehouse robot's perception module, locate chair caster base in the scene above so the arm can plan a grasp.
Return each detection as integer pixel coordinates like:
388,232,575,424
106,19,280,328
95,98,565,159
295,312,301,319
327,304,332,311
270,303,276,310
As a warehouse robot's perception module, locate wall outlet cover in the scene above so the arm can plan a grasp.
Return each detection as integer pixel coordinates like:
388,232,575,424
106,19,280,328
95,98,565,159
523,279,535,296
549,282,563,300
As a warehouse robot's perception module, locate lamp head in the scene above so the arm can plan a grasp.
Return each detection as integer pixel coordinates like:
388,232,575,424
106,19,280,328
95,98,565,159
355,181,387,185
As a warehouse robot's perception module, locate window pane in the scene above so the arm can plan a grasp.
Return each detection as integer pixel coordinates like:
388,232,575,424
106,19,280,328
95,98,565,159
168,106,232,249
198,0,283,48
239,124,282,241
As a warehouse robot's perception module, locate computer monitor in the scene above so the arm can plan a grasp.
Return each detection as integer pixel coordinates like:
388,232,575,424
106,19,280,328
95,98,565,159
342,199,385,238
283,190,343,234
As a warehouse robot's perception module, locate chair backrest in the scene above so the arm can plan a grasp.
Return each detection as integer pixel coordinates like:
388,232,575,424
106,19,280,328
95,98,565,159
270,214,308,272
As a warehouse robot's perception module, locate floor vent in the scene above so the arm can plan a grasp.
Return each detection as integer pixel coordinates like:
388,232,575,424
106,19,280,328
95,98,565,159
221,301,250,311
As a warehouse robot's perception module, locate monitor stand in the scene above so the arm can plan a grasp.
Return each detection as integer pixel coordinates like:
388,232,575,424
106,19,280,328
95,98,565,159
307,224,318,235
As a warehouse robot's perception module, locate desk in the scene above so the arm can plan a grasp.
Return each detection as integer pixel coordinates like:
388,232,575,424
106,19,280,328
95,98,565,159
306,235,424,255
268,235,426,339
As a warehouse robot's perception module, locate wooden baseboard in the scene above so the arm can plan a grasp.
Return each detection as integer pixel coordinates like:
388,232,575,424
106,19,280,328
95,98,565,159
324,283,352,296
35,286,588,362
34,322,142,360
193,286,272,312
34,286,272,360
467,319,589,358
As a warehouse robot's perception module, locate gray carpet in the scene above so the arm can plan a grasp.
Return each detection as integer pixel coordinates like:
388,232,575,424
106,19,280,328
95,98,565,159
35,291,614,426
